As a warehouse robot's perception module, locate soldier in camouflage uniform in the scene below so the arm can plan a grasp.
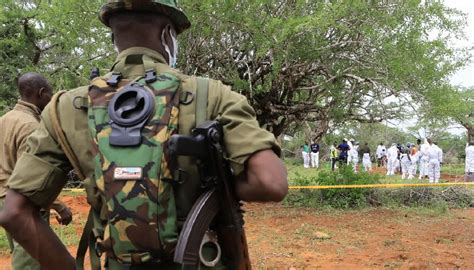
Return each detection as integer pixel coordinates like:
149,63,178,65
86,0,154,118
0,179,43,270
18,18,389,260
0,73,73,270
0,1,287,270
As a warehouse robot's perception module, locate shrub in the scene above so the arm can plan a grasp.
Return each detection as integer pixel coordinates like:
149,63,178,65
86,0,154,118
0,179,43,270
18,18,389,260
284,170,322,207
284,166,383,209
284,165,474,210
317,166,381,208
375,186,474,209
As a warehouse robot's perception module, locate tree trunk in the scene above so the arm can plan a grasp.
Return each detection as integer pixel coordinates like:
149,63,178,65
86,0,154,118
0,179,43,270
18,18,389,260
466,124,474,143
312,119,330,142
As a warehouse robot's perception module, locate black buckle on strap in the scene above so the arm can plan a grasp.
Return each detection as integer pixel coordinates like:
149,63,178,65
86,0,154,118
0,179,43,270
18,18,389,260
180,91,194,105
107,72,122,86
144,69,157,83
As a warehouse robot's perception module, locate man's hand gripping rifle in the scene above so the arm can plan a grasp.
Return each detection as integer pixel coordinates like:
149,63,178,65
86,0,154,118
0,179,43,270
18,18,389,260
169,120,251,269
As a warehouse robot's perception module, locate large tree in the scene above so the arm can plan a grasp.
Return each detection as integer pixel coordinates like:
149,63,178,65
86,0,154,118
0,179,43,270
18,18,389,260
1,0,470,142
179,0,471,139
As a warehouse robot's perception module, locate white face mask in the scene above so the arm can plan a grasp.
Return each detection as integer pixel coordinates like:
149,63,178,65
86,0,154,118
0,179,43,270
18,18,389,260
161,26,178,68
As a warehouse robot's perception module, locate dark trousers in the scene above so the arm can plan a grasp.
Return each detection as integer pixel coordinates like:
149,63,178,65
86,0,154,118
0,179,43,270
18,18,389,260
331,158,337,171
338,157,347,168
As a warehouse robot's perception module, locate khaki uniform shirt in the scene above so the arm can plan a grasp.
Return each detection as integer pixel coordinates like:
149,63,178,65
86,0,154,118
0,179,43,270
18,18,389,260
0,100,42,198
7,47,280,222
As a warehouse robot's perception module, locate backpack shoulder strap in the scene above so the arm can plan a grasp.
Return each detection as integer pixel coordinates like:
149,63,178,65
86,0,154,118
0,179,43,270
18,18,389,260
50,91,100,268
195,77,209,126
49,90,85,180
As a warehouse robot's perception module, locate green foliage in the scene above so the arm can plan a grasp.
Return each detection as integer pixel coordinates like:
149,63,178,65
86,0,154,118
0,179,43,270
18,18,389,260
284,166,382,209
0,229,11,255
286,162,320,184
284,163,473,209
0,218,82,255
441,164,465,175
422,85,474,141
0,0,112,115
180,0,471,137
317,167,381,208
1,0,471,141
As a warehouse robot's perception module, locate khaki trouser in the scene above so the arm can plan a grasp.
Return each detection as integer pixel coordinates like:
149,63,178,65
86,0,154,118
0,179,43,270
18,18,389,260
0,198,49,270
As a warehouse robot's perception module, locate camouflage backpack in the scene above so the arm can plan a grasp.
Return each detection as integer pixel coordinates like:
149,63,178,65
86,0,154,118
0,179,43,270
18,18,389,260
50,59,210,269
87,64,182,265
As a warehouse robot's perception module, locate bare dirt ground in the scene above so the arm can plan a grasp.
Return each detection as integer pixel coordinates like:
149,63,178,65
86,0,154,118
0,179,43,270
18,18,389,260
1,195,473,269
245,203,474,269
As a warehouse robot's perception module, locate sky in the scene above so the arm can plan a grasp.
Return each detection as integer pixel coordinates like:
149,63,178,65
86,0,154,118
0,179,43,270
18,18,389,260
444,0,474,87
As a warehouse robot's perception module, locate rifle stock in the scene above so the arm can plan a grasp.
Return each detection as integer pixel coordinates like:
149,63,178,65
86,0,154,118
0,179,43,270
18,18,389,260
217,226,251,270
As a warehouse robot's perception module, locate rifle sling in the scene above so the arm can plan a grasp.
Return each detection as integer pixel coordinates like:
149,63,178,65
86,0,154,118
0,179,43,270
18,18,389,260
195,77,209,127
49,90,86,180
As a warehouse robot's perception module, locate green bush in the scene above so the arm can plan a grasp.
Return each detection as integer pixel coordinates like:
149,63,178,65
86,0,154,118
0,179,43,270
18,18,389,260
284,166,383,209
284,165,474,210
317,166,381,208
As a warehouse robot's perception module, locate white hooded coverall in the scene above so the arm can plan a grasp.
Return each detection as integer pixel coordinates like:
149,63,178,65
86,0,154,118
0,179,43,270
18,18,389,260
362,153,371,172
465,144,474,182
419,140,430,179
386,145,399,176
427,144,443,183
348,142,359,172
409,150,419,179
400,153,412,179
376,145,386,166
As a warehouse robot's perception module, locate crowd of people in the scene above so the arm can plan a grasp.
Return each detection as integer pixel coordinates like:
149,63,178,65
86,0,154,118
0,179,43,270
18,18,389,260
378,138,444,183
301,138,474,183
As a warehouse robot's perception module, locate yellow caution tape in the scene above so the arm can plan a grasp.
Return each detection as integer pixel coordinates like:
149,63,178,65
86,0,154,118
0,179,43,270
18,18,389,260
64,182,474,193
289,182,474,189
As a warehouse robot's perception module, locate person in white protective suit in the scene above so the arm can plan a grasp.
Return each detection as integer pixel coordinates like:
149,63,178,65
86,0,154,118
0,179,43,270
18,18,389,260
376,143,386,167
427,139,443,183
418,138,430,180
347,139,353,165
386,143,399,176
359,142,372,172
348,140,359,172
400,148,412,179
465,140,474,182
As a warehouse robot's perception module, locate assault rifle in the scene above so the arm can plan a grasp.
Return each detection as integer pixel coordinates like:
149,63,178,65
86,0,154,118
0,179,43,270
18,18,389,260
169,120,251,270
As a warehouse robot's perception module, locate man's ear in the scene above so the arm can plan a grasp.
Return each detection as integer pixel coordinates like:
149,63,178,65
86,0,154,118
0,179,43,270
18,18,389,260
38,87,45,97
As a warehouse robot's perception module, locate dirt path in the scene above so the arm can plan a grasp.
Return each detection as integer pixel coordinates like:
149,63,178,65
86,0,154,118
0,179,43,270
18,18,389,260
1,195,473,269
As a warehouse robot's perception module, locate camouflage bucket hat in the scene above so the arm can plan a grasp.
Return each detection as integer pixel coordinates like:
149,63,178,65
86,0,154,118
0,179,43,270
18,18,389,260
100,0,191,34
